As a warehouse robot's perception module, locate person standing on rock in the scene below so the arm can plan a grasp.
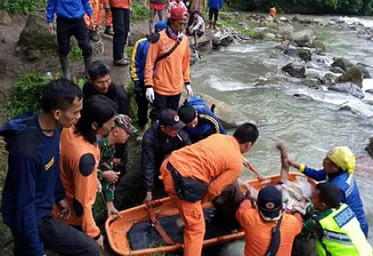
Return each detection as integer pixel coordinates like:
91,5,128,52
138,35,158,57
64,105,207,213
207,0,222,30
110,0,132,66
47,0,94,79
130,21,168,139
144,6,193,122
143,0,169,34
0,79,101,256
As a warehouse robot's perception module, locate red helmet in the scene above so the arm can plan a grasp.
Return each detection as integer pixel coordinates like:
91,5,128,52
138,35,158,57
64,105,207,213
169,6,189,22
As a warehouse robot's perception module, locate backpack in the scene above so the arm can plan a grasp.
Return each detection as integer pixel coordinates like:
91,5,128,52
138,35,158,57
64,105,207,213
184,96,216,114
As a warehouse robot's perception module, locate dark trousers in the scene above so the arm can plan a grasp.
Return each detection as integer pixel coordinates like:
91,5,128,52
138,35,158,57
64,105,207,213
114,142,128,178
212,181,244,229
111,7,130,61
150,92,181,122
13,216,99,256
209,8,219,22
114,157,143,210
56,16,92,57
135,86,149,128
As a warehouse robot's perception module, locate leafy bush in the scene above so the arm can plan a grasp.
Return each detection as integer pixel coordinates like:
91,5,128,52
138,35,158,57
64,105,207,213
68,45,84,62
6,72,87,119
131,2,150,23
3,0,46,14
6,71,52,118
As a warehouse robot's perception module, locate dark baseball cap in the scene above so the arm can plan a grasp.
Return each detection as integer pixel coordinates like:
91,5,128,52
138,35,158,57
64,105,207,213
159,109,185,130
257,186,283,221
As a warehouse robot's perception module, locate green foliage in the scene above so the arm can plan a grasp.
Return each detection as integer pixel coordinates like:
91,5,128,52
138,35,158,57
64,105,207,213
131,2,150,23
246,0,370,15
3,0,46,14
68,45,83,63
6,71,53,118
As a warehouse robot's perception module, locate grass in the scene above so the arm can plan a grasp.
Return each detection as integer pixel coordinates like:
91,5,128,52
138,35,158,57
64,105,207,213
131,2,151,23
68,45,84,62
5,71,52,118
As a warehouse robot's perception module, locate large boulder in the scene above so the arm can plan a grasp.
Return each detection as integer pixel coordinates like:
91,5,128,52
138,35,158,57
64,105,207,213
311,40,326,53
328,83,364,99
0,10,11,25
277,23,294,38
17,13,58,51
336,65,364,88
127,28,147,47
331,57,353,71
356,63,372,78
284,45,299,57
187,93,257,129
323,72,340,84
293,30,316,47
298,48,312,62
329,67,345,74
365,138,373,156
282,62,306,78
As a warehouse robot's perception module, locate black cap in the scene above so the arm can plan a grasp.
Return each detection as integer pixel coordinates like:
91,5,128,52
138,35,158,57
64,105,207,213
257,186,283,221
178,104,197,124
159,109,185,130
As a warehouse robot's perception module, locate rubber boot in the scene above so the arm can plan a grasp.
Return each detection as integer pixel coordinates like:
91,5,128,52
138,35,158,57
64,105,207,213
213,21,216,30
208,20,212,29
59,55,71,80
84,56,92,79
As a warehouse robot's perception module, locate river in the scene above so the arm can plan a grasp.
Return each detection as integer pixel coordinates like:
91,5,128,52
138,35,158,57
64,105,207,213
190,15,373,253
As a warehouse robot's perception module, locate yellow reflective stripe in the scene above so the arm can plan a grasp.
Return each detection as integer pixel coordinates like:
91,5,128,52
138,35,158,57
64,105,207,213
130,38,147,82
199,114,220,133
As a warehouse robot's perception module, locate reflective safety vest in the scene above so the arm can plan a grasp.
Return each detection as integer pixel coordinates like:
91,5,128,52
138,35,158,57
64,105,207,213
316,203,372,256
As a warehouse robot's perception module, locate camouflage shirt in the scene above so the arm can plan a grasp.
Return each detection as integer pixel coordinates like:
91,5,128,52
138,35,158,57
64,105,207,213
96,135,116,201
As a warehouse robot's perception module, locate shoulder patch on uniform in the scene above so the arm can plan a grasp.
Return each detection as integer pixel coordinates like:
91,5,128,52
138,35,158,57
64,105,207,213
79,153,96,177
333,206,355,228
150,32,160,44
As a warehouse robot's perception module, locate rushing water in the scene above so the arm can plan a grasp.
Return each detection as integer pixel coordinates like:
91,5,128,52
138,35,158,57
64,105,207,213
191,16,373,249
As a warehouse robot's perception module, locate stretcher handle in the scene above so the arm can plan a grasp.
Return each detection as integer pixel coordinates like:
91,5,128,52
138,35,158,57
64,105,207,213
243,161,264,181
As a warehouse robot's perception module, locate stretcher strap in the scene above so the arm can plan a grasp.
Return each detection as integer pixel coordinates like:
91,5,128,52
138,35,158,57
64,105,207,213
148,206,176,245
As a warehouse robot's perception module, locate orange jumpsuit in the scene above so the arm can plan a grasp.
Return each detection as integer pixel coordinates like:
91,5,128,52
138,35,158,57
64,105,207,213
236,200,303,256
145,30,191,96
269,7,277,18
159,134,243,256
85,0,100,29
52,127,101,239
97,0,113,27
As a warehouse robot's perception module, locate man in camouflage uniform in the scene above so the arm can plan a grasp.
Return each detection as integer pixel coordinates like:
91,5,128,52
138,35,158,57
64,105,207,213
97,114,136,216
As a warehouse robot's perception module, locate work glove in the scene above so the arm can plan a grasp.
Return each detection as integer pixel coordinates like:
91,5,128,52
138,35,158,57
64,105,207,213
146,87,155,103
186,84,193,96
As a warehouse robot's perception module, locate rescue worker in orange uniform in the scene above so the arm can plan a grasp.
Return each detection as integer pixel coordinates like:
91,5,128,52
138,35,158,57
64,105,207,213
85,0,101,41
97,0,114,35
144,6,193,122
53,95,118,250
159,122,259,256
269,7,277,18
